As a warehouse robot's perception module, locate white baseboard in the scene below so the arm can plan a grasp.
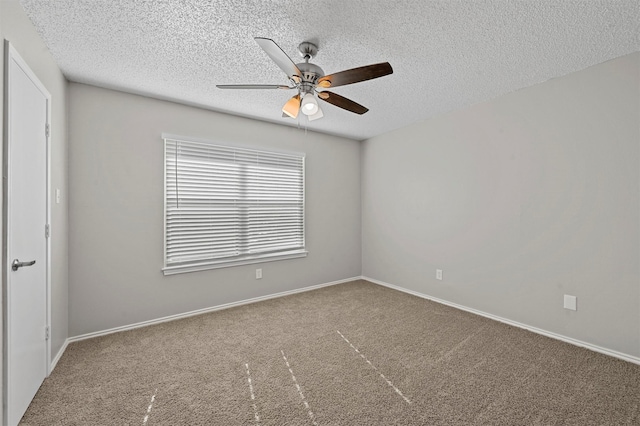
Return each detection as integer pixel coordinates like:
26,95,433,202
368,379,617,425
49,339,69,374
363,276,640,366
68,276,361,344
52,275,640,368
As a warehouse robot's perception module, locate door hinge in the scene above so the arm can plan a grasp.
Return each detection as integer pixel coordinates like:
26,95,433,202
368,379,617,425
45,224,50,238
45,123,50,138
45,326,50,341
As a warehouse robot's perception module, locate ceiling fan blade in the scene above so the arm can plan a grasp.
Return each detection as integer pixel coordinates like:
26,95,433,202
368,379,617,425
255,37,302,82
317,62,393,88
282,94,301,118
317,91,369,115
216,84,293,89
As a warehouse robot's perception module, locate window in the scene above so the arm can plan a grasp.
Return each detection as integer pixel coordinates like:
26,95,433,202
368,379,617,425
163,135,306,275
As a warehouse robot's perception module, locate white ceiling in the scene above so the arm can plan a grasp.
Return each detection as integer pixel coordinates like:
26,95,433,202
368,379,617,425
20,1,640,141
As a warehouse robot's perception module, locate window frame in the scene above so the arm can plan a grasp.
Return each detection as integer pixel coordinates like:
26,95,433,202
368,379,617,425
162,134,307,275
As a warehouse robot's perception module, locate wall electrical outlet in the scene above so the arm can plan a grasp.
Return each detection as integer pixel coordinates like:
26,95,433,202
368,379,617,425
256,268,262,279
563,295,577,311
436,269,443,280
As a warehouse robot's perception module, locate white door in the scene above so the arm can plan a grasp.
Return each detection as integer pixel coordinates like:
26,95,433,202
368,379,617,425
5,42,51,426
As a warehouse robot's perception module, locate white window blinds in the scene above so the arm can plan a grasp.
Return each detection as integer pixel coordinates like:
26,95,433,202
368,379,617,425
163,136,306,274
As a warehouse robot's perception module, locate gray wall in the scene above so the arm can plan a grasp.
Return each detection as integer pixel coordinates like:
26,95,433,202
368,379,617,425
68,83,362,336
362,52,640,358
0,0,69,373
5,0,637,366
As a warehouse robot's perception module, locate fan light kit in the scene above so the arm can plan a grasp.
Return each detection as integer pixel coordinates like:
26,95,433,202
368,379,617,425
217,38,393,121
301,93,318,115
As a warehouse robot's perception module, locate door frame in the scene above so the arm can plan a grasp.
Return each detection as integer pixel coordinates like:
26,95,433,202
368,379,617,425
3,40,52,422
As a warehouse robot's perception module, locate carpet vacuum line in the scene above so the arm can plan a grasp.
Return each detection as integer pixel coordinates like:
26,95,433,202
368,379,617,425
281,349,318,426
245,363,261,425
336,330,411,404
142,388,158,425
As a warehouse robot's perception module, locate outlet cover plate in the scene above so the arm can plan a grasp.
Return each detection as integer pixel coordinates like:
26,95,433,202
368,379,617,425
563,295,577,311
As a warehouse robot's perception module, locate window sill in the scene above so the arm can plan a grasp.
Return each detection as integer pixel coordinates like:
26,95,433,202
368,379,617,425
162,249,308,276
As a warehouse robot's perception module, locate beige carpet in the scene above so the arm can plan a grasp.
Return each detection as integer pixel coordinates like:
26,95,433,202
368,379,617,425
21,280,640,425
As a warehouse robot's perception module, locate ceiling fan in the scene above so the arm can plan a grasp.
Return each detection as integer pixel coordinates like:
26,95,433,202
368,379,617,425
217,38,393,121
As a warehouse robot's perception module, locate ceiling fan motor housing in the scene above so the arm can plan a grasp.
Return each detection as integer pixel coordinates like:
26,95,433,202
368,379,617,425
295,62,324,93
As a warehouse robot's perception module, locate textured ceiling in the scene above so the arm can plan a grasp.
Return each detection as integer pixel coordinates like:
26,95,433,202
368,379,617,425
20,0,640,141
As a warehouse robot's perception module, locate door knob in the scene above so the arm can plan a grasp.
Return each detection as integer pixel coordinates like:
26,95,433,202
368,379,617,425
11,259,36,271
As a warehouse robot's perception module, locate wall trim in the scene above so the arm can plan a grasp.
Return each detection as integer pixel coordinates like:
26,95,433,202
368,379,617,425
49,339,69,373
47,275,640,371
68,276,361,344
363,276,640,366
